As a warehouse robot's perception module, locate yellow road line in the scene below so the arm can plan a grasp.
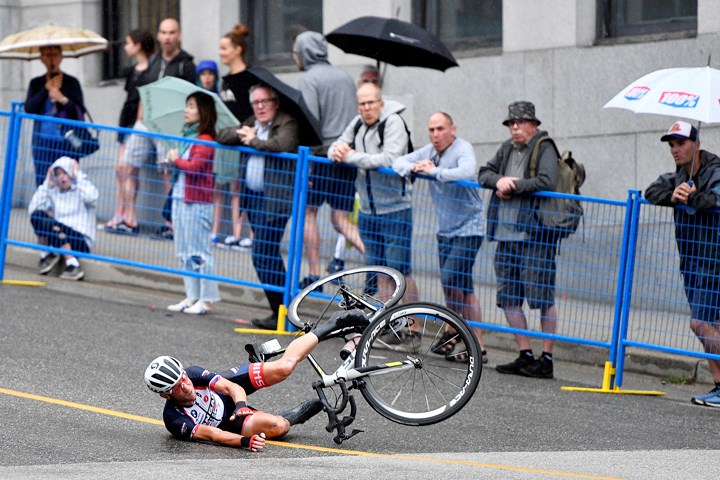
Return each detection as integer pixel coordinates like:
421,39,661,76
0,386,624,480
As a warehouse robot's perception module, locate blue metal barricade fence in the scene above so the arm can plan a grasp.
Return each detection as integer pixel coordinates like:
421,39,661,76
0,105,717,391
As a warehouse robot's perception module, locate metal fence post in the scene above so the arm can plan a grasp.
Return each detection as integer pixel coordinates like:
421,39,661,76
281,145,310,330
0,101,23,281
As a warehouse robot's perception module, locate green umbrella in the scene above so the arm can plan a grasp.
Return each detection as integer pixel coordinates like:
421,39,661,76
138,76,239,137
138,76,241,179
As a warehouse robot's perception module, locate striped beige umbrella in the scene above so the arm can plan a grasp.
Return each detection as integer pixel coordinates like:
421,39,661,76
0,24,108,60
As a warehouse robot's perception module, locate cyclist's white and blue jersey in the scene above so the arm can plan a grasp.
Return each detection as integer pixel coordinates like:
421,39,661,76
162,363,266,440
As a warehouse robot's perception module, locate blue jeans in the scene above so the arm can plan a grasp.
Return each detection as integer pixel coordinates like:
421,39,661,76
358,208,413,275
30,210,90,253
171,199,219,303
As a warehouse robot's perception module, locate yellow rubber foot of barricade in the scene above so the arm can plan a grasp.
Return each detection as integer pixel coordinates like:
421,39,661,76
560,360,666,396
0,279,46,287
234,305,298,336
560,386,666,396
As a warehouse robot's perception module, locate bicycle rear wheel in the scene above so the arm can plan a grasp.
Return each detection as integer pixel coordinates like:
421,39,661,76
286,266,406,331
355,302,482,426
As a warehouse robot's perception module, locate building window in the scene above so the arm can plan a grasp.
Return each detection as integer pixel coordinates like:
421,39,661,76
101,0,180,80
413,0,502,50
241,0,322,66
599,0,697,38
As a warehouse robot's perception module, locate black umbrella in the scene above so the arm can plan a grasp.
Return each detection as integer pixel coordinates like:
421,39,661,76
245,66,322,146
326,16,458,72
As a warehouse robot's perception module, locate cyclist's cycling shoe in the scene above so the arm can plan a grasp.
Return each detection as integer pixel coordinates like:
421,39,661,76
245,339,284,363
313,309,369,342
280,398,324,426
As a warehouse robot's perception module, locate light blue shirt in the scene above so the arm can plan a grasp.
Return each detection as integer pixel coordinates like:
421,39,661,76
393,137,485,237
245,120,272,192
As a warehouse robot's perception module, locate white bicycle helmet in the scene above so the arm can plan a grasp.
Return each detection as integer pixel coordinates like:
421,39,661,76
144,356,184,393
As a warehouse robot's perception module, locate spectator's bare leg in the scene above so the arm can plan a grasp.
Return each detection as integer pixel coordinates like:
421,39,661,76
540,305,557,354
303,206,322,277
691,319,720,382
330,210,364,254
122,165,139,227
503,305,531,351
230,181,243,239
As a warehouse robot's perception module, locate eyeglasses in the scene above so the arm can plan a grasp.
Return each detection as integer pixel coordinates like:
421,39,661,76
358,99,381,108
507,119,528,127
251,98,275,107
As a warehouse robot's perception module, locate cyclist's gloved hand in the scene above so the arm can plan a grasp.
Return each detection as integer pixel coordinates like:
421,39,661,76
229,401,254,421
240,432,265,452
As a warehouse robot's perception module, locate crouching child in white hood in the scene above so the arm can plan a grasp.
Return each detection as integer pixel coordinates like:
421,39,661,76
28,156,98,280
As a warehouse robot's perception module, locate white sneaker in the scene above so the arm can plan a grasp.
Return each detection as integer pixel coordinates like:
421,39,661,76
239,237,253,248
168,298,196,312
184,300,210,315
223,235,239,247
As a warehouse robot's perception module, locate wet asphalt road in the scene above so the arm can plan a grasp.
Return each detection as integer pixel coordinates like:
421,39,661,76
0,265,718,480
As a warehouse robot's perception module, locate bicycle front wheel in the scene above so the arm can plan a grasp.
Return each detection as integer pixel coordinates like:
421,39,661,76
286,266,406,331
355,302,482,426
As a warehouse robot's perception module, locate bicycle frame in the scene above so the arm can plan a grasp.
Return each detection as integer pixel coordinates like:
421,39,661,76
302,338,417,444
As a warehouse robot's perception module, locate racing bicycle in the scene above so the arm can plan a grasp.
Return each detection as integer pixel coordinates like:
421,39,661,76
247,266,482,444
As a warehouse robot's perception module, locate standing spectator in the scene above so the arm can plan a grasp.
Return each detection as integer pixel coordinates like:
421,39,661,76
217,85,299,329
329,83,420,319
358,64,381,87
196,60,219,93
477,101,559,379
29,156,98,281
292,31,364,287
164,91,219,315
106,29,156,234
393,112,488,363
645,120,720,407
24,45,85,187
147,17,197,240
214,23,255,249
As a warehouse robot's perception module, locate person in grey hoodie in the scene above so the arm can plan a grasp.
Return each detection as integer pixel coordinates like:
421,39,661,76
29,156,98,281
293,31,364,288
329,82,419,321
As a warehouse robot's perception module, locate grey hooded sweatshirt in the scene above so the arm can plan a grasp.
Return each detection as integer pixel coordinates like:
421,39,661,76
329,102,412,216
294,31,357,144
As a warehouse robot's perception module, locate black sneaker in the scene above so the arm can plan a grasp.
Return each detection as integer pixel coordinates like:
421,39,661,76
519,356,554,379
280,398,323,426
496,354,534,375
299,275,320,290
112,221,139,235
38,253,61,275
251,314,278,330
154,226,173,240
60,264,84,281
313,309,368,341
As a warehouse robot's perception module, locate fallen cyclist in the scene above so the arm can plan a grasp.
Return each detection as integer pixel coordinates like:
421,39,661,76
144,310,368,451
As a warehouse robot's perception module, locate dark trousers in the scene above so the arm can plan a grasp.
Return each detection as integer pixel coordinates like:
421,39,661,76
30,210,90,254
245,189,290,314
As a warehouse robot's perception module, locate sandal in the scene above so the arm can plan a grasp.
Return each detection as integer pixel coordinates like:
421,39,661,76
431,330,459,355
445,349,488,364
445,350,469,363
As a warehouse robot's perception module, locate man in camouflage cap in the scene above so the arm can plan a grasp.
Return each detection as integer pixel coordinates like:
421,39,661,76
478,100,560,379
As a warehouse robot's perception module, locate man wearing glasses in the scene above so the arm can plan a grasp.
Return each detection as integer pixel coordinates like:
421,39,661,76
478,101,560,379
329,83,420,330
218,85,299,330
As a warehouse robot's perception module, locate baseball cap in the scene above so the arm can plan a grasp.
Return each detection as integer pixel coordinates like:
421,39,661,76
660,121,698,142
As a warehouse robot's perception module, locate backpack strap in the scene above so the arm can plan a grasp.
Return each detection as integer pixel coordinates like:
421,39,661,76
349,118,363,149
378,114,414,153
528,136,560,178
